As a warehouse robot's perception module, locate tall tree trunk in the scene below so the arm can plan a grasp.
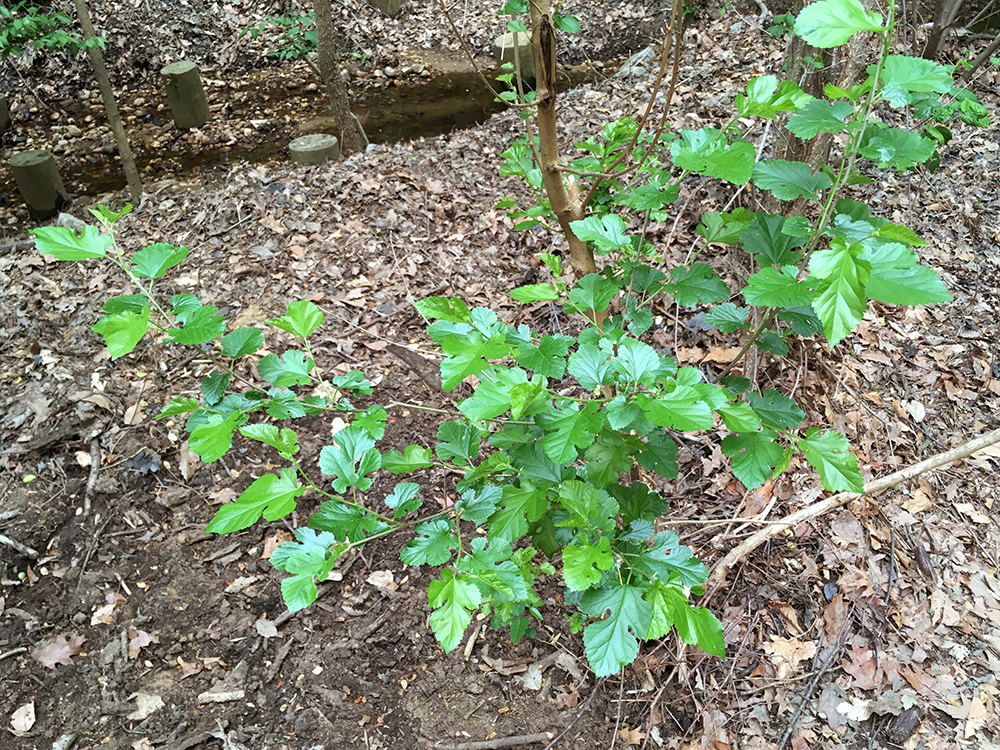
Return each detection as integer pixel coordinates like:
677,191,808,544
962,29,1000,80
70,0,142,204
529,0,595,277
313,0,368,155
922,0,967,58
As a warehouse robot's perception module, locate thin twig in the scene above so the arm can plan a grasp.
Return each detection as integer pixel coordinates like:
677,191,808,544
75,514,115,595
83,438,101,515
709,428,1000,584
542,674,609,750
421,732,554,750
0,533,39,558
436,0,532,109
774,602,855,750
0,647,28,661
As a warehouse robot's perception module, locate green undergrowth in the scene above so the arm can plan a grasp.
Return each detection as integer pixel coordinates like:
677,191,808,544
31,0,989,677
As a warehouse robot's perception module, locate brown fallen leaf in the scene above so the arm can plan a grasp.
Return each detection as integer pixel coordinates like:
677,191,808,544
763,636,816,679
842,641,880,690
31,632,87,669
618,726,646,745
768,599,803,636
554,684,580,708
91,589,127,625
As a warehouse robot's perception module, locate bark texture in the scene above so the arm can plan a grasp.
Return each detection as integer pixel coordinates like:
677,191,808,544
314,0,368,155
71,0,142,203
530,0,595,277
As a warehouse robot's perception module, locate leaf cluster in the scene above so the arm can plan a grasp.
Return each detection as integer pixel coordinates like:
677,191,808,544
28,0,988,679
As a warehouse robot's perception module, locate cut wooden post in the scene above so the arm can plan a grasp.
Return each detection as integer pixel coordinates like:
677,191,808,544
493,32,535,81
289,134,341,165
0,95,9,132
369,0,402,16
160,60,210,129
9,150,69,220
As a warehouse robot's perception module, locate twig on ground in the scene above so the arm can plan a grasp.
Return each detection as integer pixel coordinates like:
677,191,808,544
0,533,39,559
542,674,609,750
6,58,49,109
774,602,856,750
0,647,28,661
709,428,1000,585
74,514,115,595
420,732,554,750
83,438,101,515
609,670,624,750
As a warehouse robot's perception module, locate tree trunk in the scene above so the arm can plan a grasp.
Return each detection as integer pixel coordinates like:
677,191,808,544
313,0,368,155
922,0,967,58
766,0,872,214
962,29,1000,80
70,0,142,204
529,0,595,277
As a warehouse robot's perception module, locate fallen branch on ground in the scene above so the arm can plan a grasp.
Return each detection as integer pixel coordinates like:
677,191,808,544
421,732,554,750
709,428,1000,585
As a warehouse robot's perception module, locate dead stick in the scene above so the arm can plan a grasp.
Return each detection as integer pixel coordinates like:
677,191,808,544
542,674,610,750
0,647,28,661
710,428,1000,584
421,732,554,750
0,533,39,559
83,438,101,515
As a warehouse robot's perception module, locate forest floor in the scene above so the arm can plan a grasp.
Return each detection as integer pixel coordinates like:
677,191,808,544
2,1,1000,749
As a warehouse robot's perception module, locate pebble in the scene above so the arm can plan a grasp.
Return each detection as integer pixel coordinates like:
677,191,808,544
134,97,146,106
66,125,82,137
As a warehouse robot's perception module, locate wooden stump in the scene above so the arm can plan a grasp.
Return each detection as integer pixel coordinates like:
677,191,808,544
493,32,535,81
160,60,210,129
289,134,341,165
369,0,402,16
0,95,9,132
9,150,68,220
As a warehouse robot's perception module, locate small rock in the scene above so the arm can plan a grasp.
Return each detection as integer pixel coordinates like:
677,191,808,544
305,82,318,92
614,46,657,79
383,66,397,77
66,125,82,137
133,97,146,106
420,69,431,77
50,111,60,120
56,213,87,234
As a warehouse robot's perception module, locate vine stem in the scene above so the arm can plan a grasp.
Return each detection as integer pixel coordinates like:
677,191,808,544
708,427,1000,586
289,457,396,525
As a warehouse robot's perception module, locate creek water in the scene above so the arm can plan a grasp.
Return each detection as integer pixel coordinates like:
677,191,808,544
1,64,597,205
